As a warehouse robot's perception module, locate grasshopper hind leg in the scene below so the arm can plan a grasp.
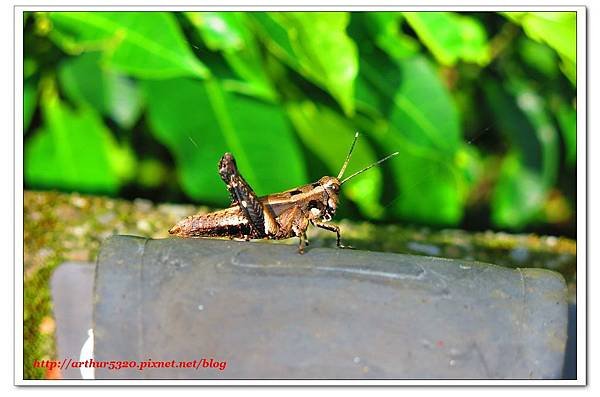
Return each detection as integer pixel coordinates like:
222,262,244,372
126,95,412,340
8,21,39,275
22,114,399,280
218,153,279,238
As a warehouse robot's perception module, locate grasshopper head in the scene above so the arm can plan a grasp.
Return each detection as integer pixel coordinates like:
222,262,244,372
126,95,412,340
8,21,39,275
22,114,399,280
318,176,341,222
313,132,398,223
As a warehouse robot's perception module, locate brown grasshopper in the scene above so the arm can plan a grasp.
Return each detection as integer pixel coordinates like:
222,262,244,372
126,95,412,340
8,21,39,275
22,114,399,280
168,133,398,253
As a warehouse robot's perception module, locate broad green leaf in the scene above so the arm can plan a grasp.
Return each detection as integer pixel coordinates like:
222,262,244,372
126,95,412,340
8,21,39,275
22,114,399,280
24,80,37,132
48,12,209,79
185,12,246,51
361,13,420,60
484,78,559,188
517,37,559,78
59,51,143,129
491,153,546,229
510,79,559,188
253,12,358,115
286,101,384,218
185,12,276,101
503,12,575,64
25,93,135,193
360,55,462,152
483,79,559,228
403,12,491,66
389,57,462,153
372,121,468,225
483,80,541,170
503,12,575,85
358,54,468,225
143,78,307,205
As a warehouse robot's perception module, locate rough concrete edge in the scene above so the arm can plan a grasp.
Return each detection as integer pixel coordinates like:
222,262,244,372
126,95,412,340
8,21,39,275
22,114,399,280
93,235,148,375
518,267,568,379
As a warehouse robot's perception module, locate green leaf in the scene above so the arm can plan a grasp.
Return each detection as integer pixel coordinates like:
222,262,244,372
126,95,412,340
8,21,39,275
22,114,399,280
403,12,491,66
58,51,143,129
48,12,209,79
484,78,559,188
510,81,559,188
143,77,307,205
370,120,468,225
358,54,468,225
491,153,546,229
185,12,276,101
503,12,575,64
360,55,462,153
25,94,135,193
24,58,38,80
24,80,37,132
286,101,384,219
253,12,358,115
556,100,576,166
361,12,420,60
517,37,559,78
503,12,575,85
483,78,559,228
185,12,246,51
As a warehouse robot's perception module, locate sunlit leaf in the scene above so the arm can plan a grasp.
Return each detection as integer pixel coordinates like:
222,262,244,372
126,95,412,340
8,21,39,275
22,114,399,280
25,93,135,193
253,12,358,115
48,12,209,79
286,101,384,218
503,12,575,64
144,77,307,205
185,12,246,51
403,12,491,66
58,51,143,129
360,54,462,152
503,12,575,85
361,13,420,60
517,37,560,78
185,12,276,101
358,54,468,224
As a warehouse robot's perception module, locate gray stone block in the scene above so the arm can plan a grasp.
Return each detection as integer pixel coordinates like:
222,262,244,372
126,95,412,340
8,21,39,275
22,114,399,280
93,236,568,379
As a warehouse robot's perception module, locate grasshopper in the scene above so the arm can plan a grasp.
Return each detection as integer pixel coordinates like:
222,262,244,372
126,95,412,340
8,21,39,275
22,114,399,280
169,133,398,253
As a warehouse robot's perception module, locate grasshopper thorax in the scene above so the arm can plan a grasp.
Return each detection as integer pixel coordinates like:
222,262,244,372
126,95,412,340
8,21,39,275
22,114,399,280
317,176,341,222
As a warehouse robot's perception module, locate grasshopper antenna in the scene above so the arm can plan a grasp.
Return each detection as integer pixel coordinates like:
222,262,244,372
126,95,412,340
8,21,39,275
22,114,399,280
337,132,360,179
340,151,399,185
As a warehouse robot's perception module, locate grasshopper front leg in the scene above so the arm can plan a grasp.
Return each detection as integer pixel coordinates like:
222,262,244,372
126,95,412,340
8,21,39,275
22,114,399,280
218,153,279,238
303,231,310,247
312,221,352,249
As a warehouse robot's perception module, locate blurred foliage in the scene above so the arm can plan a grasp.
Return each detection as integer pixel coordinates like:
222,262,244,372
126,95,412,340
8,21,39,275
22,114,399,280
23,11,577,235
